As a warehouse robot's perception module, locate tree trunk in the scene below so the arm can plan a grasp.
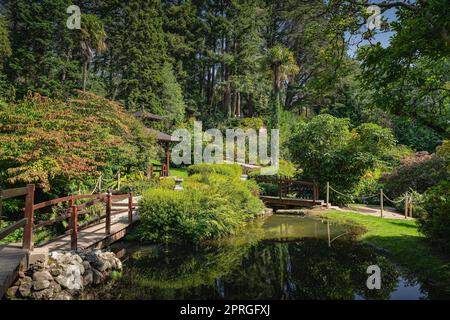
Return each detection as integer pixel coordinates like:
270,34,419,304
235,92,241,117
248,93,254,117
82,60,89,92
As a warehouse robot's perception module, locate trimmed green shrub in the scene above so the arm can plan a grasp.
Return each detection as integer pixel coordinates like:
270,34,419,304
416,181,450,251
137,171,264,243
187,163,242,178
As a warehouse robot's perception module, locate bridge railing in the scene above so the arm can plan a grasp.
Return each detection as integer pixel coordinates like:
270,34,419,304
0,184,137,251
251,176,320,203
0,184,35,250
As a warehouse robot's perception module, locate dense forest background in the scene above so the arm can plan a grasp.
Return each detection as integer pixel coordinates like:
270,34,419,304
0,0,448,202
0,0,448,150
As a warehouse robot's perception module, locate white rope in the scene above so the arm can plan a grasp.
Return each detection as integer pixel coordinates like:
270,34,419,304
329,185,378,200
383,193,406,204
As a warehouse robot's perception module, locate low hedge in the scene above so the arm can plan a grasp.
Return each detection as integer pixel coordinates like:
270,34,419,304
187,163,242,178
136,168,264,243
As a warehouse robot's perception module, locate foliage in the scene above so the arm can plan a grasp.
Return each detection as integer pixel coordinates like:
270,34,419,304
357,0,449,139
137,170,263,243
0,91,157,196
417,181,450,252
248,159,297,179
381,152,446,198
289,114,396,203
187,163,242,178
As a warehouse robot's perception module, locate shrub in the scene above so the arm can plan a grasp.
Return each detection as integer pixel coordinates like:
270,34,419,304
289,115,396,204
0,91,157,195
381,152,445,198
416,181,450,251
187,163,242,178
137,171,263,243
248,159,297,179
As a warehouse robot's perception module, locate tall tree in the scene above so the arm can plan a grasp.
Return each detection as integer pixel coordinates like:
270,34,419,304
80,14,107,91
263,45,299,128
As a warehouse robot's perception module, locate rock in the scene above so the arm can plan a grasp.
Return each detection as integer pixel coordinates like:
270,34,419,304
6,286,18,299
33,271,53,282
53,291,73,300
83,269,93,287
56,264,83,291
49,267,61,277
82,261,91,272
18,277,33,297
32,287,53,300
92,268,104,285
33,279,50,291
55,275,72,289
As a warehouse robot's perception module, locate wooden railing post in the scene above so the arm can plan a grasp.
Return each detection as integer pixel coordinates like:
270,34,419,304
404,193,408,219
380,189,384,218
106,191,111,235
70,201,78,251
278,178,282,199
23,184,35,251
128,192,133,224
326,182,330,208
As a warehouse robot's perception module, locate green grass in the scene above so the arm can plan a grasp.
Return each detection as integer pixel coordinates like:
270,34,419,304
316,211,450,296
170,167,188,178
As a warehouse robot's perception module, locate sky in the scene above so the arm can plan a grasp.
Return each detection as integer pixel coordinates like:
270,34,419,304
347,6,398,57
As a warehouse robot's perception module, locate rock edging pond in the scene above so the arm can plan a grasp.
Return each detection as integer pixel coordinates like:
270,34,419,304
6,249,122,300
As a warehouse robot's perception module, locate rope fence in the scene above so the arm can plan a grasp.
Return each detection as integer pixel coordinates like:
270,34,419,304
326,182,415,219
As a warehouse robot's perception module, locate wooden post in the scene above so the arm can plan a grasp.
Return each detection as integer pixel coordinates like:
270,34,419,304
128,192,133,224
23,184,35,251
117,170,121,191
165,141,170,177
105,191,111,235
380,189,384,218
278,178,282,200
326,182,330,209
70,204,78,251
404,193,408,219
409,193,413,218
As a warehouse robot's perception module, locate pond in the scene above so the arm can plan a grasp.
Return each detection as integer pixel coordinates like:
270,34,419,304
86,215,431,300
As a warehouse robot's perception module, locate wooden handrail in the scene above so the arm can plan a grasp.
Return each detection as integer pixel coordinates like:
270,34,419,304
0,187,28,200
33,193,106,210
0,218,27,241
1,184,134,251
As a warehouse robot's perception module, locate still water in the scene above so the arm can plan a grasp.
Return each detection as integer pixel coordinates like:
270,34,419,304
89,215,434,300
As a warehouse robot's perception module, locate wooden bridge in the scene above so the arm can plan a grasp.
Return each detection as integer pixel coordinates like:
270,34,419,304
253,177,324,209
0,185,138,298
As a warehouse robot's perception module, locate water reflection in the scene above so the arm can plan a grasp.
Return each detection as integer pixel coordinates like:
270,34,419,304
90,215,430,300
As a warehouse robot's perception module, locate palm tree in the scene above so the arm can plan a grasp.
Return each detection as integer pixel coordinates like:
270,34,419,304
80,14,107,91
263,46,300,128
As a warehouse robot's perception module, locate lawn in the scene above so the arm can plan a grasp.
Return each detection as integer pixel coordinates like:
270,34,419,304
314,210,450,297
170,167,189,178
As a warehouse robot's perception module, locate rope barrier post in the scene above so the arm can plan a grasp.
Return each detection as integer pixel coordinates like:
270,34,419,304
409,193,413,218
326,182,330,209
380,189,384,218
404,193,408,219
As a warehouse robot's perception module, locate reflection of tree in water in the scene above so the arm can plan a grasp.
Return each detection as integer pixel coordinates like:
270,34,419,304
100,237,400,300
